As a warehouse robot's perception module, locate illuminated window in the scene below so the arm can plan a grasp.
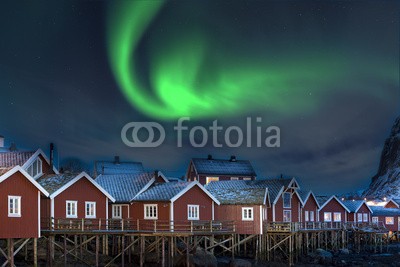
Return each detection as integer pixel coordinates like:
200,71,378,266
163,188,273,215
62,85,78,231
310,211,314,222
243,177,252,181
66,201,77,218
363,213,368,222
304,211,309,222
144,204,157,219
206,177,219,184
8,196,21,217
112,205,122,219
283,210,291,222
85,202,96,218
385,217,394,225
324,212,332,222
357,213,363,222
242,207,253,221
27,158,42,179
188,205,199,220
333,212,341,222
283,192,291,208
230,177,239,180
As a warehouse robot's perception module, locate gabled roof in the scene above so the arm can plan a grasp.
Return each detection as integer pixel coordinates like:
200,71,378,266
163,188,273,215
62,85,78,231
370,206,400,216
191,158,256,176
317,195,351,213
0,151,35,168
0,166,49,197
298,190,321,208
341,200,373,213
315,196,331,207
133,181,220,204
21,149,59,175
206,185,269,205
94,160,144,176
37,172,115,201
96,172,154,203
384,199,400,208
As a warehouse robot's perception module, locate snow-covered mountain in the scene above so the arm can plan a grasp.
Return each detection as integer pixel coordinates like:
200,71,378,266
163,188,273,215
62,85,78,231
363,116,400,198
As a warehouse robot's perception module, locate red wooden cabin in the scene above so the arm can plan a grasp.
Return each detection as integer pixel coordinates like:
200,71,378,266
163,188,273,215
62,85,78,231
317,196,350,223
370,206,400,232
298,190,320,222
341,200,372,223
0,166,49,238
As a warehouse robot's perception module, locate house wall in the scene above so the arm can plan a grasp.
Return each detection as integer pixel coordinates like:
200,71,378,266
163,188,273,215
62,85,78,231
53,178,107,219
214,204,262,234
384,201,398,209
173,185,213,221
39,155,55,175
319,198,347,222
108,203,130,219
273,190,301,222
301,196,319,222
352,204,371,222
372,215,399,232
0,172,39,238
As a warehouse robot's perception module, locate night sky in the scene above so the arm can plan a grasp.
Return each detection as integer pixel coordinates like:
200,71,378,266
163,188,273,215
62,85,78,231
0,1,398,194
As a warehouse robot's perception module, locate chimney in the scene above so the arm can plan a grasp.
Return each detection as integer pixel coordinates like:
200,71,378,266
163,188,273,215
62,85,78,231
49,143,54,170
114,156,120,165
9,142,17,152
0,135,4,148
207,154,213,160
230,155,236,162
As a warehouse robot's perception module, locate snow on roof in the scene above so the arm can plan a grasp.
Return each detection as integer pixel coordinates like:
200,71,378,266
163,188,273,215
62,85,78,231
191,158,256,176
315,196,331,206
341,200,365,213
297,190,311,203
0,151,35,168
133,181,192,201
370,206,400,216
206,186,267,205
96,172,153,203
37,173,78,194
94,161,144,176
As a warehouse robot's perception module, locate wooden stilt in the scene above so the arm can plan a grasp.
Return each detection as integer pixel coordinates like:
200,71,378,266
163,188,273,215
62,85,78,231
33,238,37,267
96,235,99,267
64,234,67,266
121,235,125,267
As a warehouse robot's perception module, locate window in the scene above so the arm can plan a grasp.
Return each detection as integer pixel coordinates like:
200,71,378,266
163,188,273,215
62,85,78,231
230,177,239,181
324,212,332,222
188,205,199,220
85,202,96,218
112,205,122,219
363,213,368,222
283,192,291,208
372,217,378,224
385,217,394,225
206,177,219,184
242,207,253,221
310,211,314,222
304,211,309,222
243,177,252,181
357,213,363,222
66,201,77,218
333,212,341,222
283,210,291,222
144,204,157,219
27,158,42,179
8,196,21,217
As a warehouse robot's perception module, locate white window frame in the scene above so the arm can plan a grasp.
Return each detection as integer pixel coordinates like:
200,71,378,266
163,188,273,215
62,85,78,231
187,205,200,220
230,177,239,181
363,213,368,222
66,201,78,218
8,196,21,217
333,212,341,222
243,177,252,181
283,210,291,222
324,212,332,222
310,211,314,222
85,201,96,219
27,158,43,179
283,192,291,208
112,205,122,219
372,217,379,224
385,217,394,225
144,204,158,219
242,207,254,221
357,213,363,222
206,177,219,184
304,211,309,222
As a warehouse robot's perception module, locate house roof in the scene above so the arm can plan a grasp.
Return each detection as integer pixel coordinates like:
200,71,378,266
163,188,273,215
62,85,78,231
96,172,154,203
206,186,268,205
298,190,311,203
0,151,35,168
133,181,192,201
317,195,351,213
341,200,371,213
370,206,400,216
191,158,256,176
94,160,144,176
316,196,331,207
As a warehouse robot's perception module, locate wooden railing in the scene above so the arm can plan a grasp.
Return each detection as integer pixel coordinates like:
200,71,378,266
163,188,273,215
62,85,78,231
40,218,235,233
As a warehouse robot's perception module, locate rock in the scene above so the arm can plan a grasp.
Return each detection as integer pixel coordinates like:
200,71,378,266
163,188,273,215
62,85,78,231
229,258,252,267
189,247,218,267
339,248,350,255
315,248,333,264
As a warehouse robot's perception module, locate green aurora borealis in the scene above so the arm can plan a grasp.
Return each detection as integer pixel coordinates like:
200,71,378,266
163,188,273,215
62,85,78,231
107,1,397,120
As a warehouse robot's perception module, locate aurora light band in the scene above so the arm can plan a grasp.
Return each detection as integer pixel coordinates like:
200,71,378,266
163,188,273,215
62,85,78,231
107,1,396,120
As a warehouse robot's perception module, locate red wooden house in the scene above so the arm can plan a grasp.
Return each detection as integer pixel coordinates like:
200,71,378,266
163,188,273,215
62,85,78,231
370,206,400,232
341,200,372,223
186,155,256,185
298,190,320,223
37,172,115,226
317,196,350,223
96,171,168,219
0,166,49,238
131,181,220,231
383,199,400,209
205,180,270,234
